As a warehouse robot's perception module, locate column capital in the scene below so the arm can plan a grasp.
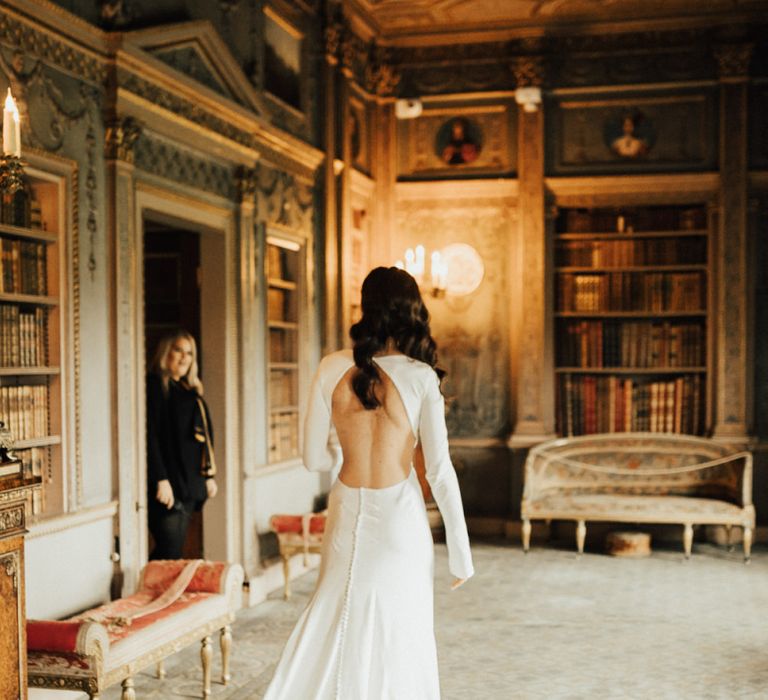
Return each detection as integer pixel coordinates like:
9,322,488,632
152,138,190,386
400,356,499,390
511,55,545,88
714,43,753,83
236,165,258,201
104,116,141,164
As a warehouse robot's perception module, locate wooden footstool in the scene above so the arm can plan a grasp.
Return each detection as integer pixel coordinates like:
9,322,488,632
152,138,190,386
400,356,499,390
606,531,652,558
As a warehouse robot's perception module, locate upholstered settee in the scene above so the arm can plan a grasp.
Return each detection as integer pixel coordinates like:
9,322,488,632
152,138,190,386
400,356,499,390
521,433,755,560
27,559,244,699
270,511,327,599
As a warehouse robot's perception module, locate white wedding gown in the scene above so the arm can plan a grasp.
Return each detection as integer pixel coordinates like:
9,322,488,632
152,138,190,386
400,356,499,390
264,350,474,700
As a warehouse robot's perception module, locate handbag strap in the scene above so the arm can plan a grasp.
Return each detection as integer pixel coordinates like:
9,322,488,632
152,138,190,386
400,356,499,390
196,397,217,477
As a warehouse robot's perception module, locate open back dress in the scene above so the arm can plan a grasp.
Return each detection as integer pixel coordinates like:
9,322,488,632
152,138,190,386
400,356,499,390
263,349,474,700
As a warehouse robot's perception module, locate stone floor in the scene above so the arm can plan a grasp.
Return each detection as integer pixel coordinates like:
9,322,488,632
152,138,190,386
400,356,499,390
102,540,768,699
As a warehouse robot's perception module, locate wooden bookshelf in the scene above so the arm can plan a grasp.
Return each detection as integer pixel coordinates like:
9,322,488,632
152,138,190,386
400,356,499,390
266,236,303,463
554,204,709,437
0,167,66,516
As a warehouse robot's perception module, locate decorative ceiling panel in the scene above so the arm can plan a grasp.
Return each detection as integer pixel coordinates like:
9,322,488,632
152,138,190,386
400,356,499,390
345,0,768,43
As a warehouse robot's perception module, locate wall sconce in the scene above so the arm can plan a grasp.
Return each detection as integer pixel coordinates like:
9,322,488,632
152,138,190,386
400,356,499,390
395,244,448,297
514,86,542,113
396,242,484,299
1,88,24,194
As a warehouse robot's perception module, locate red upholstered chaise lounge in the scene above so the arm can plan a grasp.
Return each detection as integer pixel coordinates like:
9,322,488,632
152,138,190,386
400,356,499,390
27,559,243,699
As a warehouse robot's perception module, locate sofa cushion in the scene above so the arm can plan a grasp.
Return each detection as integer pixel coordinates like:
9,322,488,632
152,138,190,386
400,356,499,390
527,494,746,522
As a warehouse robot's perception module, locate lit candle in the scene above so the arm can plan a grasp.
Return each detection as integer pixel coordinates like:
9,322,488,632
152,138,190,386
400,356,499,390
404,248,415,275
3,89,20,157
415,245,425,278
431,251,441,289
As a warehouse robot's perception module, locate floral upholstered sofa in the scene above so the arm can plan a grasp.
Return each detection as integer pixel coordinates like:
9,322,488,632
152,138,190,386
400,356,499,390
27,559,244,699
521,433,755,560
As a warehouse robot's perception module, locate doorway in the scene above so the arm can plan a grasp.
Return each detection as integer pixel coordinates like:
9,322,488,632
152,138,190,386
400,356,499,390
143,221,204,559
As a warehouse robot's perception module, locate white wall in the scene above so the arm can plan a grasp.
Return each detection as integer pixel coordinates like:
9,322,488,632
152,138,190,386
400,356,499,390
26,505,115,619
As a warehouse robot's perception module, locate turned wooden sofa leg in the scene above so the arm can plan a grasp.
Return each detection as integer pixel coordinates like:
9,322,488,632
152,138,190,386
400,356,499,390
282,554,291,600
121,678,136,700
522,519,531,552
726,525,734,552
201,635,213,698
683,523,693,559
744,527,753,563
576,520,586,555
221,624,233,685
157,659,166,679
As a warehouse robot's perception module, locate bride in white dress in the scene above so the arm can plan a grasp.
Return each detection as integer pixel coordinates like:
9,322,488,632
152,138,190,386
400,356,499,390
264,266,474,700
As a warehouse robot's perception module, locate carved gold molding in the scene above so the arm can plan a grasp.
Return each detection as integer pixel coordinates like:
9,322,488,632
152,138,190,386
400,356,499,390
0,550,19,594
0,503,25,537
511,56,545,88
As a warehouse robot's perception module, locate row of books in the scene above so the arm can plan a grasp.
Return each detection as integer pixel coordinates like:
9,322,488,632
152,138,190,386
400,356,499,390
557,272,705,312
555,238,706,268
19,446,48,479
269,410,299,463
556,374,704,436
558,207,706,234
1,238,48,295
0,305,47,367
1,190,45,229
557,320,705,368
0,384,49,441
269,368,297,408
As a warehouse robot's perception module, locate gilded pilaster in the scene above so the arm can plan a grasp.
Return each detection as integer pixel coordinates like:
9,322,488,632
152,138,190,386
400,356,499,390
510,57,555,444
713,43,752,440
106,114,143,593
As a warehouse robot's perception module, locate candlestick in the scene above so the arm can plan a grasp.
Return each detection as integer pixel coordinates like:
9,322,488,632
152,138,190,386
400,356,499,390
3,89,20,157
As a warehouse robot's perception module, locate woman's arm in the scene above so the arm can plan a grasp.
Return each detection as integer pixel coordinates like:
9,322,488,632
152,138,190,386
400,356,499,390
302,361,342,472
418,370,474,582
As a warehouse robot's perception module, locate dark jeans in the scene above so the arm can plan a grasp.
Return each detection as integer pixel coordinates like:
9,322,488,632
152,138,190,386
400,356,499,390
148,500,196,560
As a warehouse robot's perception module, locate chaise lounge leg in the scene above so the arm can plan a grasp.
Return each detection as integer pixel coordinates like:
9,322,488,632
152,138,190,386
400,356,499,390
282,554,291,600
121,678,135,700
221,624,232,685
726,525,734,553
201,635,213,698
683,523,693,559
522,518,531,553
744,527,753,563
576,520,586,555
156,659,166,679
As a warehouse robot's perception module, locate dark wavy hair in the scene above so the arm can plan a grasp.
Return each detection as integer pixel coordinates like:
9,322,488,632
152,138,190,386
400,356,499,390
350,266,445,410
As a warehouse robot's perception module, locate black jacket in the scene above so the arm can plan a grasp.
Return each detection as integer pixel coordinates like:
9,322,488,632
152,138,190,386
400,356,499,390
146,372,213,505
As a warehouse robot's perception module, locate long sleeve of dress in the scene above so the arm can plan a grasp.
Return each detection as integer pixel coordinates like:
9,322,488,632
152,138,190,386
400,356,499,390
146,374,169,488
302,364,342,473
419,371,475,581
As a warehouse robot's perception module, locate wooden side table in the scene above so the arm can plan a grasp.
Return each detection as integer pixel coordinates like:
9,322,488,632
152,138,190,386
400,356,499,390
0,473,42,700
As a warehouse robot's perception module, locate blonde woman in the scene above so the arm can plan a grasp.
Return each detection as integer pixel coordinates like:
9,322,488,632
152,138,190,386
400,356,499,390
146,330,217,559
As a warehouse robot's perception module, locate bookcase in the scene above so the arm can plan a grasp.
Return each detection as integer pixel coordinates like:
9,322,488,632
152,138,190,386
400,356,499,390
0,166,65,516
266,235,303,463
554,204,709,436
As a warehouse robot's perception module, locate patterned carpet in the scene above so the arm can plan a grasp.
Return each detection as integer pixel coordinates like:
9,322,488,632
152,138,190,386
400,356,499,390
102,540,768,700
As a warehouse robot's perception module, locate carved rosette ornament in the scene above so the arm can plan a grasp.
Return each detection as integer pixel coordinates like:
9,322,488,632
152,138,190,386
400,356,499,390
714,43,753,82
104,117,142,163
324,19,343,66
511,55,545,88
0,504,24,535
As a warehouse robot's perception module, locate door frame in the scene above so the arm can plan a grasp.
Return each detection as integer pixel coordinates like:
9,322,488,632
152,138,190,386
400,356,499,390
120,180,240,589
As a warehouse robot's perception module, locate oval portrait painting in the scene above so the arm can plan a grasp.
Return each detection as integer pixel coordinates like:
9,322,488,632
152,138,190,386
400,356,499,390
603,110,656,160
436,117,482,166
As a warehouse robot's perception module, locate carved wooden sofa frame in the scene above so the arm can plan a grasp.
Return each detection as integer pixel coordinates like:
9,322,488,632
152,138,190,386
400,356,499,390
26,560,244,699
270,511,327,600
521,433,755,560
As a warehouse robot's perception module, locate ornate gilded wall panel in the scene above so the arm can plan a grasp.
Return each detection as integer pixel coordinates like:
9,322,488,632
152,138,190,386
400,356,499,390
547,91,717,175
397,100,517,179
395,196,514,438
